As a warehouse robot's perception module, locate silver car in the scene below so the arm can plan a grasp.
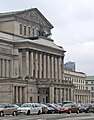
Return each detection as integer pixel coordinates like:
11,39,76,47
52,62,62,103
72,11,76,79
17,103,42,115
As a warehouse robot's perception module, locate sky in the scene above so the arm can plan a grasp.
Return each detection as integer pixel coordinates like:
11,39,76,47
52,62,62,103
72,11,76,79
0,0,94,76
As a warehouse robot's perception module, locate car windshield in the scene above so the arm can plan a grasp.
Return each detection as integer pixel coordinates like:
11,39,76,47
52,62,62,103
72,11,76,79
54,104,61,108
21,104,32,107
63,104,71,107
0,104,5,108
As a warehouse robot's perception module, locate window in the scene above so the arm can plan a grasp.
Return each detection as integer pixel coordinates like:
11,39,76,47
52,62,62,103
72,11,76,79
30,97,32,102
24,26,26,36
91,87,94,90
28,27,30,37
32,27,34,37
86,81,88,84
91,81,93,84
92,93,94,97
86,87,88,90
20,24,22,34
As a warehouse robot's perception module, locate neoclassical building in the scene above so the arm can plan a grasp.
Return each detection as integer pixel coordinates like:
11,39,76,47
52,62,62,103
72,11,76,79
64,69,91,103
0,8,75,104
85,76,94,103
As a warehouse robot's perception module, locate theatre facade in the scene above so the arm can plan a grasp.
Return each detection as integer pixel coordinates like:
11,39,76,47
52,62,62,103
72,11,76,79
0,8,78,103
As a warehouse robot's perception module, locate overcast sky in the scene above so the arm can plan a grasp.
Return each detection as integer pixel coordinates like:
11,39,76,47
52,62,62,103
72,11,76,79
0,0,94,75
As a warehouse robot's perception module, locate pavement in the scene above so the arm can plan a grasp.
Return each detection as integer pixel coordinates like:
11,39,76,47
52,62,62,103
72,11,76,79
0,113,94,120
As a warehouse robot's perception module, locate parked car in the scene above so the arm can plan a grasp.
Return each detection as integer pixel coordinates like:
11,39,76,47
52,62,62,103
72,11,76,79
39,104,48,114
59,102,79,114
0,103,18,116
87,104,94,113
45,103,60,113
46,106,54,114
17,103,42,115
79,104,91,113
12,104,20,108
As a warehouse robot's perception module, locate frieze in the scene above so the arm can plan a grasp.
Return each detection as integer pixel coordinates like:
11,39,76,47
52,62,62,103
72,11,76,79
0,47,12,54
16,10,48,27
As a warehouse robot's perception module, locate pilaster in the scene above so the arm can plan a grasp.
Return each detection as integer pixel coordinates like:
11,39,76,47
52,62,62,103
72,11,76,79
49,87,54,103
26,51,29,75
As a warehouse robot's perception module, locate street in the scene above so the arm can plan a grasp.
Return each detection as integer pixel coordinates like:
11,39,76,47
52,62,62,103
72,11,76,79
0,113,94,120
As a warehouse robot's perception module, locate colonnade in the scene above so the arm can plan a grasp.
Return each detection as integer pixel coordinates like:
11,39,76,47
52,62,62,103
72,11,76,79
75,94,91,103
49,87,74,103
0,58,12,78
13,86,26,103
19,49,64,80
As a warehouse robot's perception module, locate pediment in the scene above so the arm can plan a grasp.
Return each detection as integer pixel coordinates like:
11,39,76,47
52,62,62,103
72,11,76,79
15,8,53,29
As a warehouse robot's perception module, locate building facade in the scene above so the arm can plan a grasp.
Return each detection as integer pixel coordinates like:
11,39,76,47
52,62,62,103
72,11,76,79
85,76,94,103
64,61,75,71
64,69,91,103
0,8,75,104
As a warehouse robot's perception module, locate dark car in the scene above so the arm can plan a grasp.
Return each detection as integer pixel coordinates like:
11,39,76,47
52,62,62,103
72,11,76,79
62,101,75,105
59,102,79,114
80,104,91,113
88,104,94,113
45,103,60,113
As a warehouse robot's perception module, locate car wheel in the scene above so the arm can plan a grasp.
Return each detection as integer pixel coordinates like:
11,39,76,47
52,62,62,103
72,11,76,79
68,110,71,114
27,110,30,115
59,111,61,114
12,111,18,116
76,110,79,114
0,111,4,117
37,110,41,115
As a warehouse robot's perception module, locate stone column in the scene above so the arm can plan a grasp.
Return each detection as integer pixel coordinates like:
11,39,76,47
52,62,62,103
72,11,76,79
10,59,14,78
16,86,18,103
2,59,5,77
22,87,26,103
67,89,70,101
58,57,62,80
64,88,66,101
43,54,46,78
13,60,19,78
62,88,64,102
0,59,1,77
6,60,9,77
19,51,22,77
55,88,58,103
19,87,22,103
39,53,42,78
51,56,54,79
12,85,15,103
30,52,34,77
47,55,50,79
49,87,54,103
55,57,58,79
70,89,73,101
59,89,62,103
26,51,29,76
35,52,38,78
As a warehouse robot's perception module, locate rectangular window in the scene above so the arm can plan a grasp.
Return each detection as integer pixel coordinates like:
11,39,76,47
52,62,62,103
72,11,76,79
91,81,93,84
28,27,30,37
20,24,22,34
32,28,34,37
30,97,32,102
24,26,26,36
91,87,94,90
86,87,88,90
